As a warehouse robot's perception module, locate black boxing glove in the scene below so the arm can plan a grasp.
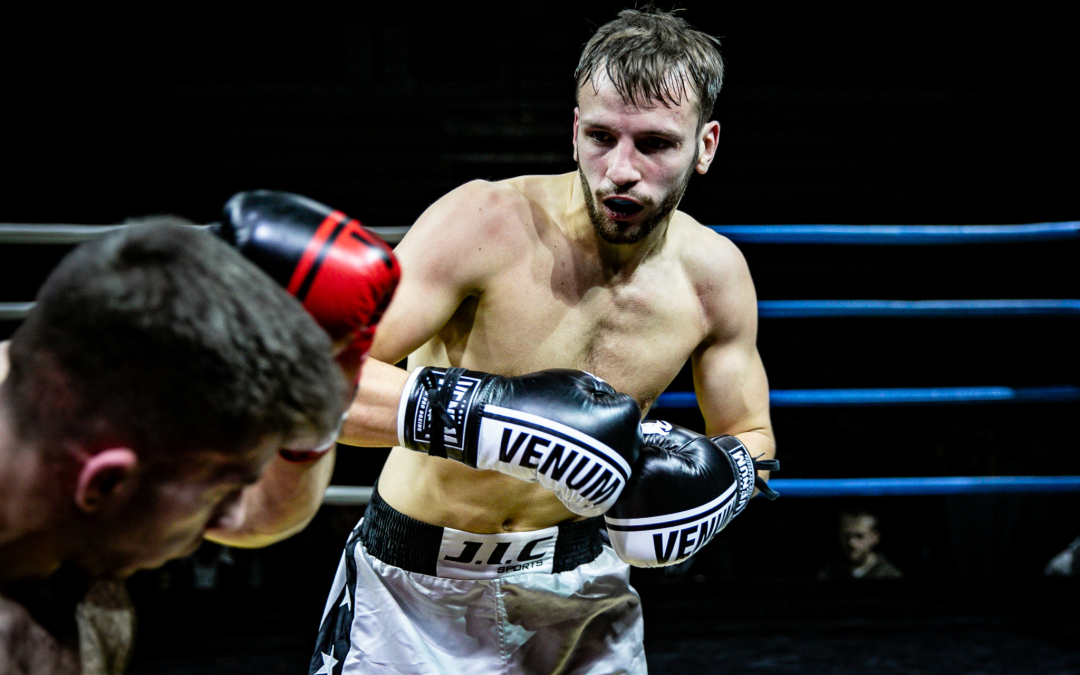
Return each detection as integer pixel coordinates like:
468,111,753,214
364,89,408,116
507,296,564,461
399,367,642,517
214,190,401,460
604,421,778,567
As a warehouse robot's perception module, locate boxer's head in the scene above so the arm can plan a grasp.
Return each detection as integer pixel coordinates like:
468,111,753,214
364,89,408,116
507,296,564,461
572,7,723,244
2,221,346,577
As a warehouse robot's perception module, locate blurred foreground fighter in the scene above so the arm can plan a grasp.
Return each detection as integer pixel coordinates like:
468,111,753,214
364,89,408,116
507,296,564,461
316,8,777,674
0,219,391,674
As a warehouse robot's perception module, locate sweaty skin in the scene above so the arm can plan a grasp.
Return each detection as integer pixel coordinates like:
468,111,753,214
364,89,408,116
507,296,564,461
342,79,774,534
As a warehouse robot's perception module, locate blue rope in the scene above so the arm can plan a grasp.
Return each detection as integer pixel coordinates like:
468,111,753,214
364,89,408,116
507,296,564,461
7,299,1078,322
758,299,1080,318
712,221,1080,245
767,476,1080,497
653,386,1080,409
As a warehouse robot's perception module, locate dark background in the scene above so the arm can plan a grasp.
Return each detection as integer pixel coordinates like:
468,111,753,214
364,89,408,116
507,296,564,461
1,3,1077,672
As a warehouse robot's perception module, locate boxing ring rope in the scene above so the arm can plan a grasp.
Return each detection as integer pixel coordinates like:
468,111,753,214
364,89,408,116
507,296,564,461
758,299,1080,318
0,303,34,321
321,476,1080,506
3,220,1076,505
653,386,1080,409
710,221,1080,245
4,220,1079,247
0,222,409,245
7,299,1078,323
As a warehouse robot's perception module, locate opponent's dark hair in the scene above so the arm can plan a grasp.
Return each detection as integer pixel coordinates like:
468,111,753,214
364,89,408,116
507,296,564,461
3,220,346,457
575,6,724,129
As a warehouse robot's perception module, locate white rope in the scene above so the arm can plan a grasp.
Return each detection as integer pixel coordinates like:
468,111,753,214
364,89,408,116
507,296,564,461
0,224,130,244
0,303,33,320
0,223,408,245
323,485,373,506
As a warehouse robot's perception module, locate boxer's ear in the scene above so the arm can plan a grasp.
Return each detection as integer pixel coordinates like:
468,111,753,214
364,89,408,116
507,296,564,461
75,448,138,513
572,108,580,163
695,120,721,175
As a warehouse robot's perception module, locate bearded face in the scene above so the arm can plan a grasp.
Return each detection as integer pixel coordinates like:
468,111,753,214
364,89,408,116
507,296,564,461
578,155,697,245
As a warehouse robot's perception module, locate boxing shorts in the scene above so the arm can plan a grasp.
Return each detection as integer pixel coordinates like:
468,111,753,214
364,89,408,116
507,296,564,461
309,486,646,674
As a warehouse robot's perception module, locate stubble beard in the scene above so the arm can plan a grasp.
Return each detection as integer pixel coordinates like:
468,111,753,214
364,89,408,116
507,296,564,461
578,158,697,245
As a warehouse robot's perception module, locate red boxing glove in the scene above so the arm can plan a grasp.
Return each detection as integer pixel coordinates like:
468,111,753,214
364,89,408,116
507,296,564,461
215,191,401,460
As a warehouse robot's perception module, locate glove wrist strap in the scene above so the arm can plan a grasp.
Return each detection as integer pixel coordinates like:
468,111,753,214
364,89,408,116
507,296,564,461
400,367,484,465
713,435,781,510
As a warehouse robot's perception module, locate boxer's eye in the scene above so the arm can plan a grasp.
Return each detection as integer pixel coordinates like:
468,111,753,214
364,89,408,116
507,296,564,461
639,137,673,151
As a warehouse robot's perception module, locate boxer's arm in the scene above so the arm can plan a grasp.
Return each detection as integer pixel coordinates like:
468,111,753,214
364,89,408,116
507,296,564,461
339,180,531,447
691,239,775,481
205,449,336,548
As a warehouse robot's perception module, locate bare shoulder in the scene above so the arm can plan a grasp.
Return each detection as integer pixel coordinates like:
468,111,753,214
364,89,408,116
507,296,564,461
414,178,535,243
394,179,539,291
670,212,757,339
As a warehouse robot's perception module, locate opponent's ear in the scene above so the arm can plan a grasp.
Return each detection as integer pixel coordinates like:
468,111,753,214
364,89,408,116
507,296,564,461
572,108,580,163
695,121,721,175
75,448,139,513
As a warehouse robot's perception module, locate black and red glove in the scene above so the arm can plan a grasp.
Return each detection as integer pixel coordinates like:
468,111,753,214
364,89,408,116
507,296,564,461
214,190,401,460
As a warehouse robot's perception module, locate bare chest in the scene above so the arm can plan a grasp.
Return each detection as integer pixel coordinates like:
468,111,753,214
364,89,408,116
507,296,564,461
436,255,706,410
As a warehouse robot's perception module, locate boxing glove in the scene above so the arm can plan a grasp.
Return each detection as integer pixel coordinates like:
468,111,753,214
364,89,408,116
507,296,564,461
214,190,401,459
216,190,399,359
604,421,778,567
399,367,643,517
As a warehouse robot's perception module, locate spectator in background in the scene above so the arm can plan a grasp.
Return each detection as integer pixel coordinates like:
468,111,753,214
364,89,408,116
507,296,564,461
818,509,903,580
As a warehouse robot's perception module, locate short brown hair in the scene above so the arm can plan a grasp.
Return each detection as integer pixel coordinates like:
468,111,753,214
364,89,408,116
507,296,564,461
575,6,724,128
3,221,346,457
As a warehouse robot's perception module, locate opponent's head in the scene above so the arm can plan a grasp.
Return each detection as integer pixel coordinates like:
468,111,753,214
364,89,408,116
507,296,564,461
1,221,346,577
573,6,723,244
838,509,882,566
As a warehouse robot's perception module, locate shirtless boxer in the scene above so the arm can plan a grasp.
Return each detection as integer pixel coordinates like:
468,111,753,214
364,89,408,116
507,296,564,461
0,216,395,674
311,8,776,674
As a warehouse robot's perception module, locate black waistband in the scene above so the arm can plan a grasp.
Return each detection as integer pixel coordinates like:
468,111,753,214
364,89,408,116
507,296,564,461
359,486,604,576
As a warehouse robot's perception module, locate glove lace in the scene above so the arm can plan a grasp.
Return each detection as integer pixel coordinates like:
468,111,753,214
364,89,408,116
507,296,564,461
420,367,467,459
752,455,781,500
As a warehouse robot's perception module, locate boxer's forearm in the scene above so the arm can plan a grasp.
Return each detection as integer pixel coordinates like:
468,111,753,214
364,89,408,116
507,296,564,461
204,448,336,548
338,358,410,447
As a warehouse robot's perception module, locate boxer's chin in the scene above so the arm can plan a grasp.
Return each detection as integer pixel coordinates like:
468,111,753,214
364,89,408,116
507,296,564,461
582,187,655,245
587,196,668,245
593,216,656,245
